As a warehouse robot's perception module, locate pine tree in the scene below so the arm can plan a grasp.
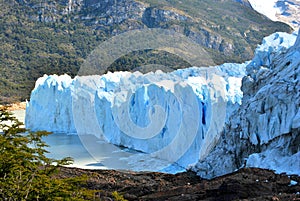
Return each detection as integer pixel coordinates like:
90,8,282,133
0,107,95,200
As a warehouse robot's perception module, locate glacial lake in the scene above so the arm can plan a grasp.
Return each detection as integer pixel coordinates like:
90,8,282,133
13,110,184,173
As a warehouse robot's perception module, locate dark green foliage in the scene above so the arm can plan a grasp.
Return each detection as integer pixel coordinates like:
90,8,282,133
108,49,191,73
112,191,128,201
0,108,97,200
0,0,292,104
0,1,108,104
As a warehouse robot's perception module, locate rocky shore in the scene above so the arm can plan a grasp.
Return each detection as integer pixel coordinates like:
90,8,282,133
0,102,26,111
58,167,300,201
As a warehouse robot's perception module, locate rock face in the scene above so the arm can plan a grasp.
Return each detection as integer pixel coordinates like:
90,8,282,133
13,0,292,62
193,30,300,178
25,0,146,25
141,7,192,28
21,0,235,55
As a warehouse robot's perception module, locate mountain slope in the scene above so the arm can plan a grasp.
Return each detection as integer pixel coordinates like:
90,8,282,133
0,0,292,103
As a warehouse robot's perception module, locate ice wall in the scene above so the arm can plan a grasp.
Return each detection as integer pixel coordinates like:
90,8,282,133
26,30,299,175
25,74,76,133
193,30,300,178
26,64,246,168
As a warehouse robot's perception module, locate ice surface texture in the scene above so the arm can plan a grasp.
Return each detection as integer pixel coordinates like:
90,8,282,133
26,64,245,169
193,30,300,178
26,30,299,176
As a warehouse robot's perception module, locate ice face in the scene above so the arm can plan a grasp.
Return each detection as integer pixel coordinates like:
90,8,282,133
25,63,246,169
25,74,76,133
26,30,300,176
247,31,298,78
193,30,300,178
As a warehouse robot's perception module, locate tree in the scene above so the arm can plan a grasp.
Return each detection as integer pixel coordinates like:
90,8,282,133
0,107,94,200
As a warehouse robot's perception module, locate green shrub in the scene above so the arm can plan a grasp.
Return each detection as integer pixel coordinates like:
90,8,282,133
0,108,95,200
112,191,128,201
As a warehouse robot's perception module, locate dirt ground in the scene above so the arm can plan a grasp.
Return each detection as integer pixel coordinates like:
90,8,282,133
0,102,26,111
58,167,300,201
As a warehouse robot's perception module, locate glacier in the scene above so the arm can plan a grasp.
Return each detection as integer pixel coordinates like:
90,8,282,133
26,30,299,176
193,30,300,178
26,63,246,169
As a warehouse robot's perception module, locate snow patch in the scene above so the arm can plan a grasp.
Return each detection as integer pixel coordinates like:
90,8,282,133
248,0,281,21
248,0,300,30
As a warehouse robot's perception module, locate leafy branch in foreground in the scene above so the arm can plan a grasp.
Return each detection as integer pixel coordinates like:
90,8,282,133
0,107,96,200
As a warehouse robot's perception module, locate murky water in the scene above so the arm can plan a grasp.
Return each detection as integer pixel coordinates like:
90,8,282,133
12,110,184,173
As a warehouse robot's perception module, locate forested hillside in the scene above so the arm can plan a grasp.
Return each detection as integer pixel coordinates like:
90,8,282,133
0,0,292,103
